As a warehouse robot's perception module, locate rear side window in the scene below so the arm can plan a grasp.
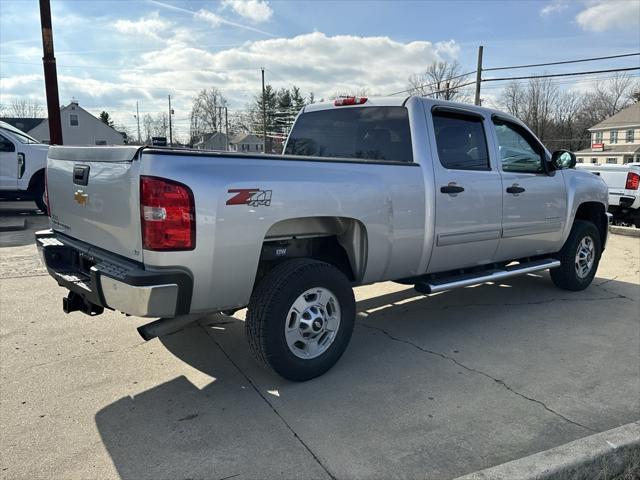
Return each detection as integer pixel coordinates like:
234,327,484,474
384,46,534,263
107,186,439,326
432,111,490,170
284,106,413,162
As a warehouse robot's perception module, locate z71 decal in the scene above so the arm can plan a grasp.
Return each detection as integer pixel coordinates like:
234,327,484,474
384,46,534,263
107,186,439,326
226,188,272,207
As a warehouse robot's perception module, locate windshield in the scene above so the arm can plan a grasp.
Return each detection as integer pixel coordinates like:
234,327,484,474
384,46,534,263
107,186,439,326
285,106,413,162
0,127,40,144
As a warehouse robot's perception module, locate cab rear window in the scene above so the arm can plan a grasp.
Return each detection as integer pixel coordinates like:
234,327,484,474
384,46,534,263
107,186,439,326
284,106,413,162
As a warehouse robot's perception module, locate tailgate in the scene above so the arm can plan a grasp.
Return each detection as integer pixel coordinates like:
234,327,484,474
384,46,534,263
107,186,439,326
47,146,143,261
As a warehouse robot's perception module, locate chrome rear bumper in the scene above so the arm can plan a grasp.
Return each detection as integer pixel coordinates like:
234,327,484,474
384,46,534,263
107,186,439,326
36,229,192,318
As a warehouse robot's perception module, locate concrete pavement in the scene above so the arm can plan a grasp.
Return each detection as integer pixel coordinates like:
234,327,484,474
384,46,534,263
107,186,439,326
0,210,638,479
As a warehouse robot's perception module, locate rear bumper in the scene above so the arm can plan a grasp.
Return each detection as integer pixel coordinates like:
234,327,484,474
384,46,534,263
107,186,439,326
35,229,192,317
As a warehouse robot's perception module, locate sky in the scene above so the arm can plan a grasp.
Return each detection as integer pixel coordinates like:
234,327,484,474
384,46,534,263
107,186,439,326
0,0,639,140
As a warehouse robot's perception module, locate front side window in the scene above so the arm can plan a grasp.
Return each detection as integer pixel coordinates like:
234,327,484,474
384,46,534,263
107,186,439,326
0,133,15,152
610,130,618,144
285,106,413,162
0,128,38,144
70,114,79,126
432,111,489,170
626,129,635,143
493,118,544,173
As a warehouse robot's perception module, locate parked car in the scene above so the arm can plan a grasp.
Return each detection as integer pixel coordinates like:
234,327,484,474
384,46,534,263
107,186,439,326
0,121,49,212
36,96,609,381
576,162,640,227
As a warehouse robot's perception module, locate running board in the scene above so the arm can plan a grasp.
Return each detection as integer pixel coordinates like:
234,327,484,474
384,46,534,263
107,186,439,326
414,258,561,295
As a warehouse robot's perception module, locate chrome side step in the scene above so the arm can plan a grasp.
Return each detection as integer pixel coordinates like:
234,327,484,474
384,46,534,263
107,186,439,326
414,258,561,295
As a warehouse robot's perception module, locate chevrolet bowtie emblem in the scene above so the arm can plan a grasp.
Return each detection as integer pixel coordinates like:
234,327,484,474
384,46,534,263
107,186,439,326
74,190,88,206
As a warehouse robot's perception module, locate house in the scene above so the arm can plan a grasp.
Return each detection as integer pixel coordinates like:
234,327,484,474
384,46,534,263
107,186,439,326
193,132,228,151
1,100,125,145
0,117,46,133
229,133,264,153
575,102,640,165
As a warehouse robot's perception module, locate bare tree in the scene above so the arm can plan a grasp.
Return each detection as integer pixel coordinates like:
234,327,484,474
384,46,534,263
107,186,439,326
142,113,168,144
8,98,43,118
499,77,557,141
581,73,639,128
189,87,228,144
407,61,471,101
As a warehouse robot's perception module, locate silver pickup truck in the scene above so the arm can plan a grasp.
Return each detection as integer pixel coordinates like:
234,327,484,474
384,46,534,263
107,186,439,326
37,96,608,381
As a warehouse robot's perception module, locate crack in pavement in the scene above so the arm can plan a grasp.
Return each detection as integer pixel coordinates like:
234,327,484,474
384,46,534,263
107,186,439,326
358,322,598,433
8,341,148,376
198,323,336,480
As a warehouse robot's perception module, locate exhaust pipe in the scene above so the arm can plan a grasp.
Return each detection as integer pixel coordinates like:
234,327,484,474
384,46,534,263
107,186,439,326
137,314,203,341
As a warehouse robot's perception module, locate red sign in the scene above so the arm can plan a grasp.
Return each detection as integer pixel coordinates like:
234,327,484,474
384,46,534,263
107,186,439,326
592,143,604,151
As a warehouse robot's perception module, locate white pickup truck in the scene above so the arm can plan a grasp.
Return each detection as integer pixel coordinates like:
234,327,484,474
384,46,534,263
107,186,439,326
37,97,608,380
0,121,49,212
576,162,640,227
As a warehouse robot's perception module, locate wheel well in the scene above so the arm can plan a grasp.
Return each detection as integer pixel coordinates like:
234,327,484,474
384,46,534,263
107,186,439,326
27,168,45,193
256,217,368,284
574,202,607,248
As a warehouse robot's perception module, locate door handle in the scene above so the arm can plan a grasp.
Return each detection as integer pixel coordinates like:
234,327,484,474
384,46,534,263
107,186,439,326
440,184,465,194
506,185,525,194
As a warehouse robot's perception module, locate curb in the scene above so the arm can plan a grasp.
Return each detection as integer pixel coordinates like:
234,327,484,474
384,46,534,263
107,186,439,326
609,225,640,237
0,218,27,232
452,421,640,480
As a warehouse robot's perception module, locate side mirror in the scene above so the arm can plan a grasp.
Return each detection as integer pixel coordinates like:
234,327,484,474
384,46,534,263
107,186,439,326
551,150,576,170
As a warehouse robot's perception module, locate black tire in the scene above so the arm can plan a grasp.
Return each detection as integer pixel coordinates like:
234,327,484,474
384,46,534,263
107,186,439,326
33,180,47,214
246,259,355,381
550,220,601,291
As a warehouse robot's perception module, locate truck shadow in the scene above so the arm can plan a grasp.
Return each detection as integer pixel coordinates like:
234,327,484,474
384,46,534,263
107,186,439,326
94,274,637,480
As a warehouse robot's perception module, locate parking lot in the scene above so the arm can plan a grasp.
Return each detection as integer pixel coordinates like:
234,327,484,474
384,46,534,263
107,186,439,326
1,201,638,480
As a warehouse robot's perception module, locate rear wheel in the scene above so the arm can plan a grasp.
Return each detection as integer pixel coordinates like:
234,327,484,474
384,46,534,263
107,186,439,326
246,259,355,381
551,220,601,291
33,180,47,214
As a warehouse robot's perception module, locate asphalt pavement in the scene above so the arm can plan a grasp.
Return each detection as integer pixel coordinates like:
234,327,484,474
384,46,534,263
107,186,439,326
1,200,638,480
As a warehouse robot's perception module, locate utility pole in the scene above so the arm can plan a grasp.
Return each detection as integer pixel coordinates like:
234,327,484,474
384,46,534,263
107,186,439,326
261,67,267,153
39,0,62,145
135,101,141,144
168,95,173,146
224,107,229,151
474,45,484,106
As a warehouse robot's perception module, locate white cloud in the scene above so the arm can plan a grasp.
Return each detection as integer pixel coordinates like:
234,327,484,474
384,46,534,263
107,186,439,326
540,0,569,16
194,9,224,27
195,8,274,36
221,0,273,23
576,0,640,32
114,13,171,39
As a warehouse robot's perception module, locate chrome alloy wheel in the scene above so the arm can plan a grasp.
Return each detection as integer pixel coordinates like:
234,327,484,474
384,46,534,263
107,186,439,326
575,235,595,279
284,287,341,359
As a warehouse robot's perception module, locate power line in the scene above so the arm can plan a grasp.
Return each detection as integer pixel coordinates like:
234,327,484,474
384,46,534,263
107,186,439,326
482,66,640,83
387,70,476,96
483,52,640,72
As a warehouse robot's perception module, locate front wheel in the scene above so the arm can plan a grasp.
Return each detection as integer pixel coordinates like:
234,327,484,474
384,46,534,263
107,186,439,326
550,220,601,291
246,259,355,381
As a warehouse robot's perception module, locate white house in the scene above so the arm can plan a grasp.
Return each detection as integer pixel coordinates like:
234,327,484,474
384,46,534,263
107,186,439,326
229,133,264,153
27,100,125,145
575,102,640,165
193,132,228,151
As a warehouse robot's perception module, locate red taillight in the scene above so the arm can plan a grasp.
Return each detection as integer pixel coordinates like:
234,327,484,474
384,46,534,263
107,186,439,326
625,172,639,190
334,96,367,106
140,176,195,251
